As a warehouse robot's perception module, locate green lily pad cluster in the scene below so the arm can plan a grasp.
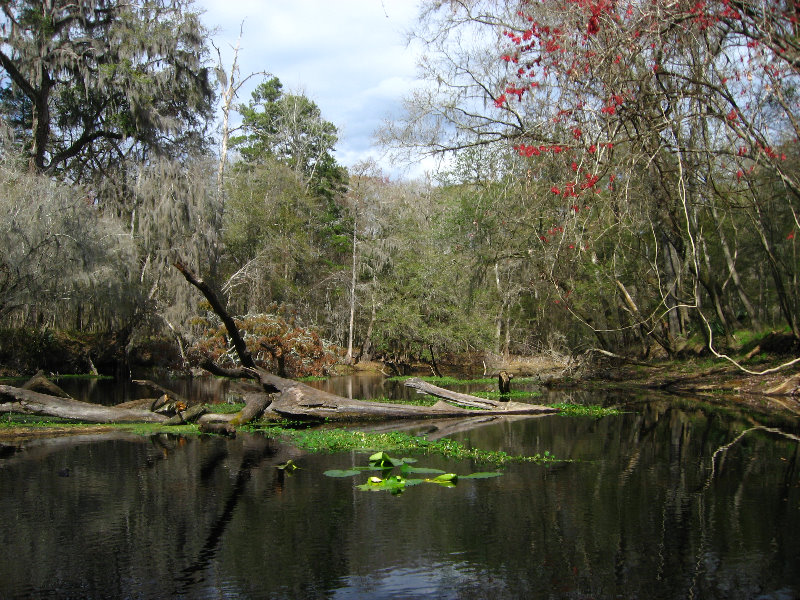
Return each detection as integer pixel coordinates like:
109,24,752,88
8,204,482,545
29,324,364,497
324,451,502,495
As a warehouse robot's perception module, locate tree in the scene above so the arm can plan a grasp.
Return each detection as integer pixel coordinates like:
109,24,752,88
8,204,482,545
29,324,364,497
232,76,346,198
386,0,800,358
0,0,214,179
0,150,138,331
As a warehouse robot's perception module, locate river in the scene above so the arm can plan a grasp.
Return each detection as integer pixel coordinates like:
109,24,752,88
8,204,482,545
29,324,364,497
1,375,798,598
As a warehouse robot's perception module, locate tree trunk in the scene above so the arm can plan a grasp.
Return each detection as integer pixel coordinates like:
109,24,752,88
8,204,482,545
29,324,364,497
346,208,358,363
711,203,760,328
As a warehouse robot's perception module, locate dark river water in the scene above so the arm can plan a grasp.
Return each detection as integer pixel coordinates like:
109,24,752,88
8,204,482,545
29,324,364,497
1,376,799,599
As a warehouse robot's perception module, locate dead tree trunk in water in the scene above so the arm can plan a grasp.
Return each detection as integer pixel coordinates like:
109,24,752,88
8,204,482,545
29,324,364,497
498,371,512,401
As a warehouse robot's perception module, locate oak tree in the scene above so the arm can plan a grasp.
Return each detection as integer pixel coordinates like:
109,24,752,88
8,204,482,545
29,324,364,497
0,0,214,180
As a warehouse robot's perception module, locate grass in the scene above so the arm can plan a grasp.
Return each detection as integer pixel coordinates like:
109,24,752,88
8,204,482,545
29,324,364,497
1,414,84,427
474,390,542,400
549,403,623,417
387,375,537,386
250,426,559,465
1,413,202,436
116,422,201,436
0,374,112,383
363,395,437,407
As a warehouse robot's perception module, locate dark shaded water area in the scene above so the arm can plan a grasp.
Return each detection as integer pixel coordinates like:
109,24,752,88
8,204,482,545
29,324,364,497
2,376,799,599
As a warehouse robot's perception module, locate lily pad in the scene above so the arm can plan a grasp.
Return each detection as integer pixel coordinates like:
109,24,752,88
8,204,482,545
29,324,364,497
326,450,503,494
427,473,458,484
459,472,504,479
323,469,361,478
368,451,400,468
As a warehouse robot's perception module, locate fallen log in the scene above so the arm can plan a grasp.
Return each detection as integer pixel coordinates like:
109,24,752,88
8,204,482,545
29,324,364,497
403,377,559,414
403,377,499,409
0,385,168,423
765,374,800,396
164,404,207,425
21,371,72,398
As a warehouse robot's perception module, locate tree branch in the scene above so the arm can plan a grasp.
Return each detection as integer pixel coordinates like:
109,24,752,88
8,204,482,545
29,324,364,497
174,261,255,369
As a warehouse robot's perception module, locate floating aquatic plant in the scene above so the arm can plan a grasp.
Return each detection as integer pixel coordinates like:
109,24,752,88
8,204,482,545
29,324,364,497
324,451,502,495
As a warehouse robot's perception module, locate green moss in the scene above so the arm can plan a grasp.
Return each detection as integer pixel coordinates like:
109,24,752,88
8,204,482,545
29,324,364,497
250,426,559,465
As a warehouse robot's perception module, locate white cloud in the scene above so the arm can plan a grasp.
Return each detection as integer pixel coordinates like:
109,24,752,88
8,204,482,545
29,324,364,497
198,0,429,179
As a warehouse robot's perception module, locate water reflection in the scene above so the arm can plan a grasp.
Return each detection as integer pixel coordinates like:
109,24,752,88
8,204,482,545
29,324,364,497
1,389,798,599
56,376,234,406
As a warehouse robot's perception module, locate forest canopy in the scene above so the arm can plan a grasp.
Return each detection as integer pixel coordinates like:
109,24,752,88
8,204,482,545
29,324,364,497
0,0,798,377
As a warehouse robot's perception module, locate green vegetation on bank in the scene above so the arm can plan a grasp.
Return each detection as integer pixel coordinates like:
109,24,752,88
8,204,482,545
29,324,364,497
550,403,623,417
387,375,537,386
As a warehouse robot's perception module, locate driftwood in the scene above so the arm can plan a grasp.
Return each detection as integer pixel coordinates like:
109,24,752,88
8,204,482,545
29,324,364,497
403,377,558,415
21,371,72,398
0,384,169,423
765,374,800,396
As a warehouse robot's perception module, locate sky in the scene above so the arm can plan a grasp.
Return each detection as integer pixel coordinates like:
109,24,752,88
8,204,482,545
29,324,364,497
196,0,428,179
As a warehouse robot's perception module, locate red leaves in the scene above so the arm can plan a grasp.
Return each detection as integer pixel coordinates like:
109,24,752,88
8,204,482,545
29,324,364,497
602,93,625,114
580,172,600,189
515,143,565,156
